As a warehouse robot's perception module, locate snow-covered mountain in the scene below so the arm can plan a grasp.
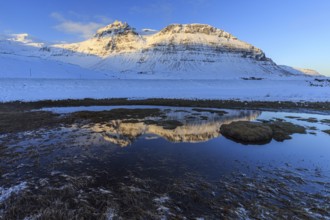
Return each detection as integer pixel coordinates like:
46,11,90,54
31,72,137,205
0,21,324,79
51,21,283,78
0,33,107,79
279,65,322,77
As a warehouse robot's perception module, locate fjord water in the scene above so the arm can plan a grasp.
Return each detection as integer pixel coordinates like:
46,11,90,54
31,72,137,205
0,106,329,219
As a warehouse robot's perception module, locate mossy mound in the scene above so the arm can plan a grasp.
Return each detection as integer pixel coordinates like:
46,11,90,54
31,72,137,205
322,130,330,135
320,119,330,125
297,117,318,123
0,111,60,133
220,121,306,144
220,121,273,144
268,121,306,142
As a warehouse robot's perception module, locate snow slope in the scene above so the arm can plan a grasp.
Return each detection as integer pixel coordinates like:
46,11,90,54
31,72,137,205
0,34,109,79
0,54,109,79
1,78,329,102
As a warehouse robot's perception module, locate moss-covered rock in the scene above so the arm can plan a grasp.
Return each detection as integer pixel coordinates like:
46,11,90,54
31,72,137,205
297,117,318,123
268,121,306,142
220,120,307,144
285,116,301,119
322,130,330,135
321,119,330,125
220,121,273,144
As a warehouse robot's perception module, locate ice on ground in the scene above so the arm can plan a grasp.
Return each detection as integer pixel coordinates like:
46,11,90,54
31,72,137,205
154,195,170,204
104,208,117,220
0,182,27,203
154,195,171,220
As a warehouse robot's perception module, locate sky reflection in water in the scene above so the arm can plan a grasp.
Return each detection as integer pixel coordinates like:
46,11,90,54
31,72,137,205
0,106,329,219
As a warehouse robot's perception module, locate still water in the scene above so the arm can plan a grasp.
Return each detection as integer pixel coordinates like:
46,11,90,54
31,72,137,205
0,106,329,219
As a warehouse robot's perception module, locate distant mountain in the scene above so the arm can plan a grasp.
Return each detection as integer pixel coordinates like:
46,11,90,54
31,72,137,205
0,34,107,79
0,21,324,79
279,65,322,77
0,33,45,46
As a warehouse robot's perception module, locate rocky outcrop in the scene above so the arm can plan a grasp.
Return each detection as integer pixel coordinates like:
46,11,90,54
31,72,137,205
157,24,234,38
94,20,138,38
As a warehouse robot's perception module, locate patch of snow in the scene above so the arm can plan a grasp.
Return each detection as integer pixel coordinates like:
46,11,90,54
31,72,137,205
128,186,143,192
104,208,117,220
50,171,62,176
154,195,171,220
153,195,170,204
99,188,112,194
235,207,250,219
0,182,27,203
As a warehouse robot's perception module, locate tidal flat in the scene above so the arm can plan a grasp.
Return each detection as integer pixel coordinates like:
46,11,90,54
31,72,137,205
0,104,329,219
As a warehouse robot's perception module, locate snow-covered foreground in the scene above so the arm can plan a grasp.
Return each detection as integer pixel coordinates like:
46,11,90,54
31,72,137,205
0,78,329,102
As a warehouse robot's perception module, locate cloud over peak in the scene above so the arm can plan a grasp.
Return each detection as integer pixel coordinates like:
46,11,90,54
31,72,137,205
51,12,112,39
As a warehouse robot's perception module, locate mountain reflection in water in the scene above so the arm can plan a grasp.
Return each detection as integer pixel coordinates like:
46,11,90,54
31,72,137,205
87,108,261,147
1,106,330,219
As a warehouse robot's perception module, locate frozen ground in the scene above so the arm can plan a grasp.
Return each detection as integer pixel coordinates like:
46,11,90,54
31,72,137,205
0,78,329,102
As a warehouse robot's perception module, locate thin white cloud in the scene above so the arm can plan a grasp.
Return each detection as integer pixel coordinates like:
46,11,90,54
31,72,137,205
130,1,173,18
54,20,103,39
94,15,112,24
51,12,112,39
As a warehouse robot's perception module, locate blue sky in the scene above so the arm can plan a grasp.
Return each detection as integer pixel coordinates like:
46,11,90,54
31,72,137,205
1,0,329,75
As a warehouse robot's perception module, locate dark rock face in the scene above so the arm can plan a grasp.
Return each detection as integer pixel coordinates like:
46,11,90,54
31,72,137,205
220,120,306,144
220,121,273,145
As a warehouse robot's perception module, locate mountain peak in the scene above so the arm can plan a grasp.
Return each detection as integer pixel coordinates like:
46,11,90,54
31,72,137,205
94,20,137,38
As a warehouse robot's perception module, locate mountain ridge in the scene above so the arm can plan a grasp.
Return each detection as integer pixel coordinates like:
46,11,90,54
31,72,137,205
0,20,324,79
